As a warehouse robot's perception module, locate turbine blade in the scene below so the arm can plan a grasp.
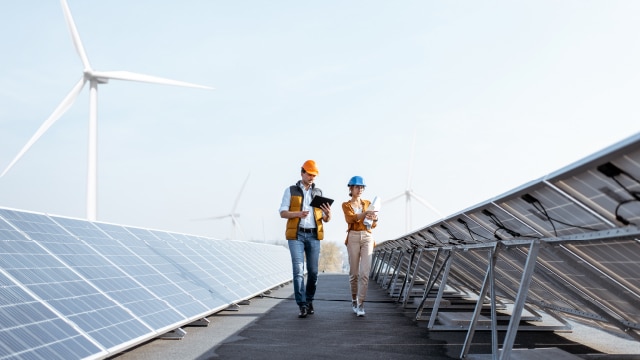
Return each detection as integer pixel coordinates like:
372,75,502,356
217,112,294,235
382,193,404,204
407,131,417,189
60,0,91,70
1,78,86,177
193,214,230,221
231,174,250,212
91,70,213,90
411,191,443,217
231,215,245,240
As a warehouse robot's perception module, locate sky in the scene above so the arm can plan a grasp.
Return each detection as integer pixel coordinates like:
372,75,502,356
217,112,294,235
1,1,639,246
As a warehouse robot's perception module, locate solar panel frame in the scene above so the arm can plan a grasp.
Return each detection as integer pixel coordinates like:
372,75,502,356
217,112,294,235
496,186,612,237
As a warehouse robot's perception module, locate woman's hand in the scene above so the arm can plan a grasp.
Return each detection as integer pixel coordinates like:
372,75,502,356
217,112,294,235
364,210,377,220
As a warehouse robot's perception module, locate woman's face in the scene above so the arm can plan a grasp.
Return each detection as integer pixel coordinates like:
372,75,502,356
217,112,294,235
350,185,365,196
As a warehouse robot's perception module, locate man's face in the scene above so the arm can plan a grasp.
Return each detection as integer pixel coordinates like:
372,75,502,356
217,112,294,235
301,172,316,187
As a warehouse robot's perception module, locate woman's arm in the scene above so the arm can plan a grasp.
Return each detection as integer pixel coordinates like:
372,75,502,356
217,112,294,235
342,202,360,224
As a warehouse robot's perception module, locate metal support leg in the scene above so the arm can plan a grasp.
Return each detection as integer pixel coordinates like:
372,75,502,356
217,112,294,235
500,240,541,360
403,249,424,307
428,250,456,329
397,248,416,303
461,244,499,359
415,249,447,320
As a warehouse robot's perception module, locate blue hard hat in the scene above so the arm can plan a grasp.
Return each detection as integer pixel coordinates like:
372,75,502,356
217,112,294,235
347,176,366,187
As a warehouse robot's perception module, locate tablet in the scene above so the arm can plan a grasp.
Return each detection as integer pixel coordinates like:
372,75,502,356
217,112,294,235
310,195,334,208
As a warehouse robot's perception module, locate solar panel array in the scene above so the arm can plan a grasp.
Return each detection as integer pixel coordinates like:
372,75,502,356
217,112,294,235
0,209,291,360
372,132,640,359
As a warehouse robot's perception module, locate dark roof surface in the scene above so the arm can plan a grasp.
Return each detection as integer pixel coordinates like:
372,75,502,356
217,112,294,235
108,273,637,360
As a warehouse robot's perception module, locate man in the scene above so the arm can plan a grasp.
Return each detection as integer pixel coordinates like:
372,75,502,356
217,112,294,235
279,159,332,318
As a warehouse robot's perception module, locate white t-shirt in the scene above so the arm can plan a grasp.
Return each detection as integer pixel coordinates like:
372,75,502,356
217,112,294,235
279,184,316,229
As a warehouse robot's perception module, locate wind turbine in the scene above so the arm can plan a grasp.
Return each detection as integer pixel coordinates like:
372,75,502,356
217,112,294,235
0,0,213,221
384,133,442,234
197,174,250,240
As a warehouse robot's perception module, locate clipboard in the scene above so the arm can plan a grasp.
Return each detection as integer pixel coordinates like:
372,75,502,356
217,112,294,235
310,195,334,208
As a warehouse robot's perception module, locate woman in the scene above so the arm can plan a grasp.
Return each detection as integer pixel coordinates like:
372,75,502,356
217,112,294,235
341,175,378,316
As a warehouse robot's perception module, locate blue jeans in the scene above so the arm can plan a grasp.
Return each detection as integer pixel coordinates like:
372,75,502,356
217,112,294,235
288,230,320,307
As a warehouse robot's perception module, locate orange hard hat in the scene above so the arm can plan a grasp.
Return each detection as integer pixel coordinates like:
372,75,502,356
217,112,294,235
302,160,319,175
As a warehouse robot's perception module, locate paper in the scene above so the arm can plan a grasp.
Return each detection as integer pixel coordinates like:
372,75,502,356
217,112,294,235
364,196,381,229
368,196,381,211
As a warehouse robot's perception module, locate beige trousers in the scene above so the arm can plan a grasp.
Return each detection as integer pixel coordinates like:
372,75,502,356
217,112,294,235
346,230,374,303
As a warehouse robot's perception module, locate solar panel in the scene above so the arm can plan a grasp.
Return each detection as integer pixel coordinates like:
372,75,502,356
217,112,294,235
0,217,105,360
372,131,640,358
185,235,293,294
92,222,213,318
49,216,189,330
0,207,291,359
123,226,240,308
160,232,244,296
0,209,153,349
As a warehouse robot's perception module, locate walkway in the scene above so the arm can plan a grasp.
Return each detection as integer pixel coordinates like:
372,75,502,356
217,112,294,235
110,273,624,360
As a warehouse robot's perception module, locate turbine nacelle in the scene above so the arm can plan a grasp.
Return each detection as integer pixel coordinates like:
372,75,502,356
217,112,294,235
84,71,109,84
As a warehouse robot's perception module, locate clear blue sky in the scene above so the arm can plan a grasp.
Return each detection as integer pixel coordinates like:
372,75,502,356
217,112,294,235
1,1,638,245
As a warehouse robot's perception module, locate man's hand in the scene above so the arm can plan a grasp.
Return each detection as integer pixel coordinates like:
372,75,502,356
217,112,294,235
320,203,331,221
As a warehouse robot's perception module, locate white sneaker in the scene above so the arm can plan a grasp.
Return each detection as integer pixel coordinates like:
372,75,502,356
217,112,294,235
356,304,365,317
352,301,358,314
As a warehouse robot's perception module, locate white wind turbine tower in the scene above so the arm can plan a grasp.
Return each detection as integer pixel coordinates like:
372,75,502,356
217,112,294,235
384,133,442,234
0,0,213,221
199,174,250,240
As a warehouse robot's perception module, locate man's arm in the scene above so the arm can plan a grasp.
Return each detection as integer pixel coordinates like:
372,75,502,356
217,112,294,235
279,186,309,219
280,210,309,219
